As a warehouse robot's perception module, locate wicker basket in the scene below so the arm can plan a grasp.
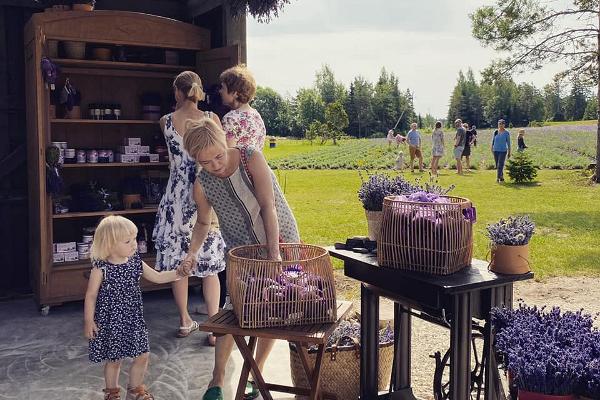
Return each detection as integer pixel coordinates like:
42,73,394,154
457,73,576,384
289,340,394,400
377,195,474,275
365,209,383,241
228,244,337,328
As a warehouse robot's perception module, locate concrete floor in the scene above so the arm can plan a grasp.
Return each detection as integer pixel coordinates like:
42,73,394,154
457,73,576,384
0,291,295,399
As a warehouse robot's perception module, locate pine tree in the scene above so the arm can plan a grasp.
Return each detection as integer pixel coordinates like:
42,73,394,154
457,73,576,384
507,151,538,183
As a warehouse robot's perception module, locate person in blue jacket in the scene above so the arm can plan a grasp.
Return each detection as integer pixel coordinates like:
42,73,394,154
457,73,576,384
491,119,511,182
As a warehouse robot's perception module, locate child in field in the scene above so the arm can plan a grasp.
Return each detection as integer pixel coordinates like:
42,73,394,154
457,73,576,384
387,129,395,147
84,215,190,400
394,150,405,170
517,129,528,151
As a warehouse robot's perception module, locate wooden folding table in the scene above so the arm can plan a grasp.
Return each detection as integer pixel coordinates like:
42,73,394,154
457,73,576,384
199,301,353,400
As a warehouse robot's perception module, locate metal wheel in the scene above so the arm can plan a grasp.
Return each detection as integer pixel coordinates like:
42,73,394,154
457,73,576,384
432,333,486,400
40,305,50,316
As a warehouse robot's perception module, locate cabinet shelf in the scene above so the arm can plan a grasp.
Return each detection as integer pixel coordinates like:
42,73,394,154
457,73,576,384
53,254,156,270
62,162,168,168
53,58,195,73
51,119,159,124
53,208,159,219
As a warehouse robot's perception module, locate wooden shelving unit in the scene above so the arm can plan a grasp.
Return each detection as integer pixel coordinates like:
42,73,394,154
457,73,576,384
51,119,158,124
25,10,240,313
52,208,159,219
61,162,169,168
52,58,196,72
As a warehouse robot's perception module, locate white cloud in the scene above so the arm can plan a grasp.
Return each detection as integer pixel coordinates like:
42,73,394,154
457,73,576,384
247,0,566,118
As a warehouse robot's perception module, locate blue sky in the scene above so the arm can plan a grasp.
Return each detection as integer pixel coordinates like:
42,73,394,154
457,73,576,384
246,0,563,118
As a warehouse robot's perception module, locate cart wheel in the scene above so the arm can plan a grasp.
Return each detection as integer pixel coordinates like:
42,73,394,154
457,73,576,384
40,305,50,316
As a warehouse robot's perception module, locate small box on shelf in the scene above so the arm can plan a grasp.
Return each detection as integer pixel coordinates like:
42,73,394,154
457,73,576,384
123,137,142,146
119,145,139,154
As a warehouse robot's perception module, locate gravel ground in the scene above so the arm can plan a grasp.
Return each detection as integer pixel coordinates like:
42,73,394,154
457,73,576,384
335,271,600,399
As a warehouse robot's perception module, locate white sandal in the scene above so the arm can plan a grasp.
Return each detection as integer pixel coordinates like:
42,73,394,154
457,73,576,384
175,320,199,338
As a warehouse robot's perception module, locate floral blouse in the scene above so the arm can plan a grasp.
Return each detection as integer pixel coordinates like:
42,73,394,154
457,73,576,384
222,108,266,151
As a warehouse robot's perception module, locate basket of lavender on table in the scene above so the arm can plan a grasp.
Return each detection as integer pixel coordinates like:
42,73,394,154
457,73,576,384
227,243,337,329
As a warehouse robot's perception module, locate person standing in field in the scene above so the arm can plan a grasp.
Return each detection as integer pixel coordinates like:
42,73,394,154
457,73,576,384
431,121,445,176
491,119,511,182
406,122,423,172
453,119,466,175
461,122,474,170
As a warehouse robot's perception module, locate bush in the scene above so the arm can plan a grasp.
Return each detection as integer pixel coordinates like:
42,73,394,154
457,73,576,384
507,151,538,183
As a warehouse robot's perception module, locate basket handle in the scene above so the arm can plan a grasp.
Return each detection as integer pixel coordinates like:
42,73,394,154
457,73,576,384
330,335,360,361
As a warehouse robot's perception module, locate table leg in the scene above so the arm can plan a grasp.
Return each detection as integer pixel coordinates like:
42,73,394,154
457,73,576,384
233,335,273,400
309,344,325,400
450,292,472,400
293,342,327,400
361,283,379,399
393,302,412,390
234,336,257,400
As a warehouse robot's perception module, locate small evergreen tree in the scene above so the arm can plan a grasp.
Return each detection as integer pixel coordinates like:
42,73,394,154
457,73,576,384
507,151,538,183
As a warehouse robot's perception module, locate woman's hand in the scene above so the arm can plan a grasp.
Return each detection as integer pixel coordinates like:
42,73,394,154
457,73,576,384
179,254,197,276
84,320,99,339
268,246,282,262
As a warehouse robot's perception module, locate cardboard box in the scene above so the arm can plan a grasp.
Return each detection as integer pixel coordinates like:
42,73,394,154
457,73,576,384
138,145,150,154
123,137,142,146
116,153,139,163
118,145,139,154
55,242,76,253
64,251,79,262
148,154,160,162
53,253,65,263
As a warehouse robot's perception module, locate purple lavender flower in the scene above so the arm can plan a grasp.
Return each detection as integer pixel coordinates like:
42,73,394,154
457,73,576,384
492,303,600,396
486,215,535,246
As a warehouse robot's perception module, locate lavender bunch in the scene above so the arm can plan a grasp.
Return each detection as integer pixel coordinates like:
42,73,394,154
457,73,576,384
308,320,394,351
492,303,600,396
358,172,417,211
585,358,600,398
357,171,455,211
486,215,535,246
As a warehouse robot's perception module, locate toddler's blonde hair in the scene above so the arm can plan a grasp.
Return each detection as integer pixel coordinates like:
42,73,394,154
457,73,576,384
183,117,227,159
90,215,138,261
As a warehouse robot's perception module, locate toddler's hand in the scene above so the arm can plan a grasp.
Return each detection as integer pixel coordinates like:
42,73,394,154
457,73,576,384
177,254,196,277
84,321,98,339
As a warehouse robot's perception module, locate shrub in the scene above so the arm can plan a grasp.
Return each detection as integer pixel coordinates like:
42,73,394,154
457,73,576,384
507,151,538,183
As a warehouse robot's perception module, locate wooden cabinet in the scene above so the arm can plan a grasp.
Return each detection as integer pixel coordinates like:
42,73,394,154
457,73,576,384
24,11,240,313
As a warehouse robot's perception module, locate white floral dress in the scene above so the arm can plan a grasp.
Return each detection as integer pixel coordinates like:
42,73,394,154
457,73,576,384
152,113,226,277
432,128,445,157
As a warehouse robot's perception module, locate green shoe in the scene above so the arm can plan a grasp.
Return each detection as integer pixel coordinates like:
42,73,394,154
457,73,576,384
243,380,259,399
202,386,223,400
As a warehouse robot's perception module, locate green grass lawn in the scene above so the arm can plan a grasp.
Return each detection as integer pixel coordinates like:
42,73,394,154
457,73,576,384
278,169,600,279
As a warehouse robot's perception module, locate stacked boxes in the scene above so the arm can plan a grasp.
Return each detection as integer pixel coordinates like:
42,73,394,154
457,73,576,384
116,138,159,163
53,231,94,263
53,242,78,263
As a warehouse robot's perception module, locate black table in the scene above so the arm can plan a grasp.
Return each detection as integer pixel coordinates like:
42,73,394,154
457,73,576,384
328,247,533,400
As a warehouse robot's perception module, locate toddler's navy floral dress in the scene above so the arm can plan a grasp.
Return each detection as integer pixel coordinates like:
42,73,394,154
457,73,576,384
89,253,149,363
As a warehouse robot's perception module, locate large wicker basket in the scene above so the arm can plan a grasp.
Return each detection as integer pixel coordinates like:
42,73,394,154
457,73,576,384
289,340,394,400
377,195,474,275
228,244,337,329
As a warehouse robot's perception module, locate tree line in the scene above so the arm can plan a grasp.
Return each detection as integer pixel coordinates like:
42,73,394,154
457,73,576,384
447,69,595,128
253,65,417,140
